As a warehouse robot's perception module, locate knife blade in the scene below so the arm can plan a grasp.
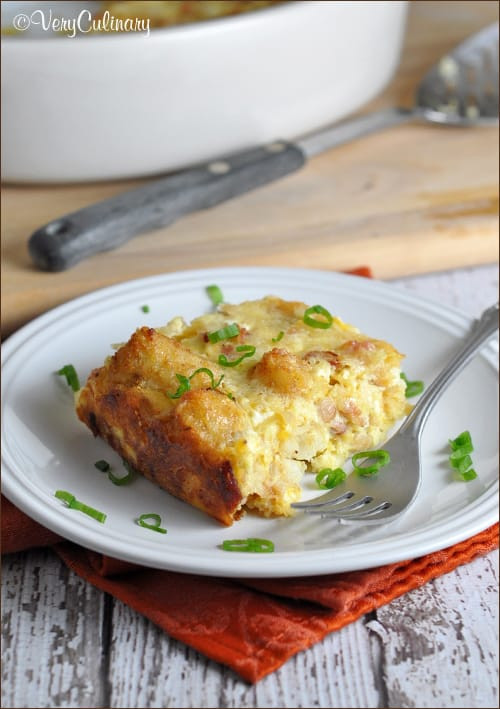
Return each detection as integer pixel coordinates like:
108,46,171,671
28,108,413,272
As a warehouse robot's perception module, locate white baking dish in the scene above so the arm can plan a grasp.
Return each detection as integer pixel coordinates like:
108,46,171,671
1,1,408,182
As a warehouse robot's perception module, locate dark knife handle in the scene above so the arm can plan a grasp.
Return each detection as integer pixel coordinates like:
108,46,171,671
28,141,306,271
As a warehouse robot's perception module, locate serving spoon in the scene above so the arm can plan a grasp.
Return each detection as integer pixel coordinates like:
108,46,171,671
29,23,499,271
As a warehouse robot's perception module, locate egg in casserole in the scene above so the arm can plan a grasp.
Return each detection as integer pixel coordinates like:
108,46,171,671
76,296,408,525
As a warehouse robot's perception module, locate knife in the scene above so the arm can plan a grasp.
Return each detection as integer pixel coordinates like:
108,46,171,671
29,108,413,271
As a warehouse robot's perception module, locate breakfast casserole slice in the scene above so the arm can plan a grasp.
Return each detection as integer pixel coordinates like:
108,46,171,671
76,296,409,525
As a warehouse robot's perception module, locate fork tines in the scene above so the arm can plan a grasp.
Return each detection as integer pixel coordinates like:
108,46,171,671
292,491,393,519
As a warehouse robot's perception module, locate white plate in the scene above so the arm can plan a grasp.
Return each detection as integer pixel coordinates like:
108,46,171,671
2,268,498,577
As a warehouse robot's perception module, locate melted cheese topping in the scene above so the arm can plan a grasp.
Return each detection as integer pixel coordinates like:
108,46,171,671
158,296,409,517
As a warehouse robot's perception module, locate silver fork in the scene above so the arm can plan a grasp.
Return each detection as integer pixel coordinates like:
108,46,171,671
292,303,499,524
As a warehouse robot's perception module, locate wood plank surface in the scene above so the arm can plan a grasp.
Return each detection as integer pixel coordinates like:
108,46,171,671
2,546,497,708
374,556,499,708
1,549,108,709
107,596,381,708
2,1,498,338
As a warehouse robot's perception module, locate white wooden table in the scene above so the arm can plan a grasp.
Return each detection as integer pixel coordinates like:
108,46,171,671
2,264,498,709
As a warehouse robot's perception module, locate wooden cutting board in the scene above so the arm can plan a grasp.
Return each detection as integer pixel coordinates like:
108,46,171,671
2,1,498,338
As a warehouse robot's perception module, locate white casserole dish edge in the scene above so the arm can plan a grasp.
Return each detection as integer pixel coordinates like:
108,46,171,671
1,1,408,182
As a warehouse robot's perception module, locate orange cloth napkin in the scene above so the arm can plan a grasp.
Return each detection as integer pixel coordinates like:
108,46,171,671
2,495,498,683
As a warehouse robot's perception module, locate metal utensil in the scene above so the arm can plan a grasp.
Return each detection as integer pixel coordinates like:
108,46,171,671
291,303,499,525
29,23,499,271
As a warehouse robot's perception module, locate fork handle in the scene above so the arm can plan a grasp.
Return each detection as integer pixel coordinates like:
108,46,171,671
400,303,499,436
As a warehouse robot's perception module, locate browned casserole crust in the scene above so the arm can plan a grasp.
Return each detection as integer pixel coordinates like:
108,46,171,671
76,296,408,525
77,327,247,525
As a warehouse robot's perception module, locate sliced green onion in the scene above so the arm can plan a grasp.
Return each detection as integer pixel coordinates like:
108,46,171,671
122,460,137,475
71,501,107,523
449,453,473,474
315,468,347,489
55,490,75,505
56,364,80,392
303,305,333,329
221,537,274,553
207,323,240,343
272,331,284,343
206,284,224,307
190,367,224,389
168,368,224,398
352,449,391,477
460,468,478,481
448,431,477,482
137,513,167,534
400,372,424,398
168,373,191,399
449,446,473,462
449,431,473,452
55,490,107,523
95,458,136,485
107,460,136,486
218,345,256,368
141,305,150,313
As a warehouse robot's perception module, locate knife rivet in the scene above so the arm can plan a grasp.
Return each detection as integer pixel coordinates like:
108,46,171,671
265,141,286,153
208,161,231,174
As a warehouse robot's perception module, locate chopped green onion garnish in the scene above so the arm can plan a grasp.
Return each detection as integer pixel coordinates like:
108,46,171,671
272,331,284,343
449,453,473,474
107,459,136,486
221,537,274,553
207,323,240,343
315,468,347,489
218,345,256,367
55,490,75,505
352,449,391,476
190,367,224,389
122,460,138,475
141,305,150,313
400,372,424,398
448,431,477,481
56,364,80,392
449,430,473,452
168,368,223,398
303,305,333,329
206,284,224,307
95,459,135,485
55,490,106,523
137,513,167,534
449,446,473,462
168,373,191,399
